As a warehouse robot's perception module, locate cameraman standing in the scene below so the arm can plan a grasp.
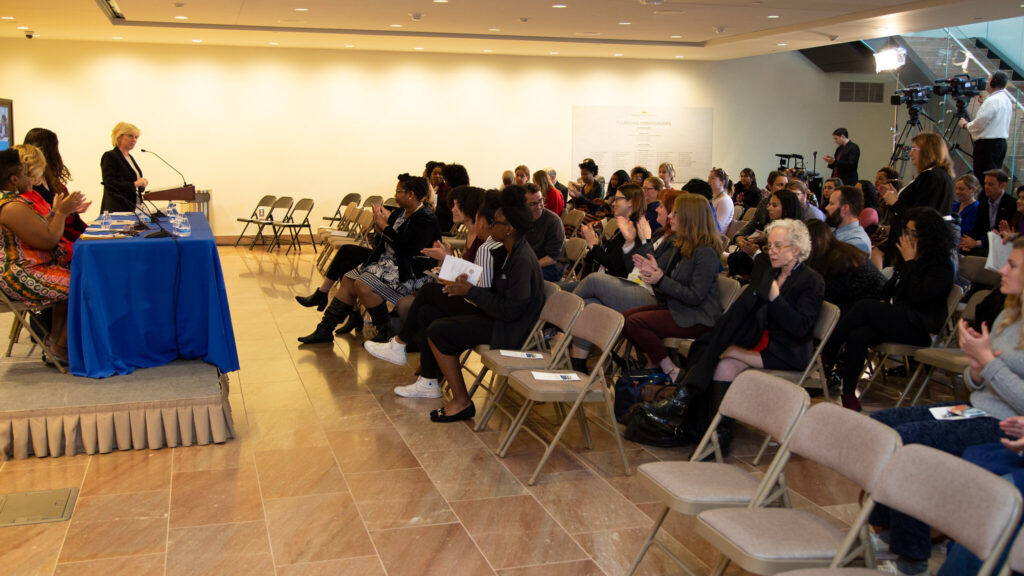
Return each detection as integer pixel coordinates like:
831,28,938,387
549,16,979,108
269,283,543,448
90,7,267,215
959,71,1013,177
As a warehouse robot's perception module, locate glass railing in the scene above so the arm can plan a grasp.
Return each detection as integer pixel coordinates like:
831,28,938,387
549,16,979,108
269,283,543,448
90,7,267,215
902,23,1024,183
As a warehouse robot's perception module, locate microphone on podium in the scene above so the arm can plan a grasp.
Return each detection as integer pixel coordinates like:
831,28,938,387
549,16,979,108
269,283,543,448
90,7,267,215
140,149,189,187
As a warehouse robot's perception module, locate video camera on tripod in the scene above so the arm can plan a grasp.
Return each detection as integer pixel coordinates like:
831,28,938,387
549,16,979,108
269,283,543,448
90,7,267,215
890,83,934,107
933,73,987,119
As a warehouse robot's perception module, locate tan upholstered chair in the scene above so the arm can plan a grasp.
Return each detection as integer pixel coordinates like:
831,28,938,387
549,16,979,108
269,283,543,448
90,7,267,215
778,444,1022,576
562,209,585,237
469,287,583,431
626,371,810,576
696,402,902,575
500,304,626,485
998,522,1024,576
561,237,589,283
662,275,742,359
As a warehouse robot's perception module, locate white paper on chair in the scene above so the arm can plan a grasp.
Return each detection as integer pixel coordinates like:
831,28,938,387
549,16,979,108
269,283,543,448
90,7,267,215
531,371,580,381
438,255,483,285
500,350,544,359
929,405,988,421
986,231,1013,272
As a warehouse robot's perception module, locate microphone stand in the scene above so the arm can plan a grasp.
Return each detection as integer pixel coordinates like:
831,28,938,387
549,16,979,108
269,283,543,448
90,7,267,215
140,148,188,218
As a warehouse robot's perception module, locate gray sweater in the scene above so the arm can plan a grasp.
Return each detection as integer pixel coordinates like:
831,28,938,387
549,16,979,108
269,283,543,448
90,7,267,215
965,312,1024,420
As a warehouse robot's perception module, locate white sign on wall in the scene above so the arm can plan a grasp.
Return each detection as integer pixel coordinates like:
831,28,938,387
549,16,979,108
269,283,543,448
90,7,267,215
571,106,713,184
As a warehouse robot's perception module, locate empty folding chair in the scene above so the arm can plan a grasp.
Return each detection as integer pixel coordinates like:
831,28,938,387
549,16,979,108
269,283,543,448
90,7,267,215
695,403,901,575
470,289,584,431
500,304,628,485
269,198,317,255
563,209,585,238
233,194,276,247
243,196,292,250
321,193,361,226
959,254,1001,290
561,237,589,283
626,371,810,576
663,275,742,363
777,444,1022,576
363,195,383,207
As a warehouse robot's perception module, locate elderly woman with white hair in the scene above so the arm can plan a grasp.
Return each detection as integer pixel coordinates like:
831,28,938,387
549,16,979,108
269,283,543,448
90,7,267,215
627,218,824,452
100,121,147,213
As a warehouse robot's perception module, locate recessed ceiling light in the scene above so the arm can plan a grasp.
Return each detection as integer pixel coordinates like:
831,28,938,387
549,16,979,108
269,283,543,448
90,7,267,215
767,14,780,19
618,22,631,25
671,35,682,39
483,49,493,53
414,47,424,50
344,44,354,48
269,41,279,45
191,39,202,43
777,42,787,46
614,53,623,56
112,36,122,40
434,0,448,3
488,27,501,32
675,55,684,59
16,26,28,30
174,15,188,20
552,4,567,7
653,10,684,15
550,51,559,55
390,24,402,28
294,8,309,12
2,16,15,20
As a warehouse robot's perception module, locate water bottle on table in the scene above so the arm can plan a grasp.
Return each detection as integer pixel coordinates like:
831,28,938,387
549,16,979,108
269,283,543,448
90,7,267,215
100,211,112,231
178,214,191,237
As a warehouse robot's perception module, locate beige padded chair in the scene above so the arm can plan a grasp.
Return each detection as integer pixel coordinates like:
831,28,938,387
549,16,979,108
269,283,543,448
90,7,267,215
741,207,757,221
959,254,1001,289
663,276,742,356
626,371,810,576
895,288,991,407
563,209,585,237
500,304,627,485
362,195,383,207
861,285,964,401
724,219,746,244
321,193,361,227
778,444,1022,576
561,237,589,282
602,217,619,240
470,288,583,431
760,301,841,399
696,403,902,575
998,523,1024,576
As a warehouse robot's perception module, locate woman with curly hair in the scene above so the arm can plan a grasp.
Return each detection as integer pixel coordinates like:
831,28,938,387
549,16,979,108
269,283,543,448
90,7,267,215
822,206,957,411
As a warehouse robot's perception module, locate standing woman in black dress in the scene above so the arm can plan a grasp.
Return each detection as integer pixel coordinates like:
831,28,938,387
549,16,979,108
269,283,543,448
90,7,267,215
100,122,147,213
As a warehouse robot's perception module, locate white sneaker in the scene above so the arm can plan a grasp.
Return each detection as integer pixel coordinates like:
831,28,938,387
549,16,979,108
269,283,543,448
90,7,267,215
364,337,407,365
394,376,441,398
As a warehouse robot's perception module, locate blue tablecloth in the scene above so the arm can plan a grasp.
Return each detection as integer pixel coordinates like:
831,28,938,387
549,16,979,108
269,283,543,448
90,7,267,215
68,212,240,378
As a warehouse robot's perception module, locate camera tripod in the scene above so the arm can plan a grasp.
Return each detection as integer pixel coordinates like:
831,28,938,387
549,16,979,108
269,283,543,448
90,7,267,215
943,96,975,172
888,104,937,179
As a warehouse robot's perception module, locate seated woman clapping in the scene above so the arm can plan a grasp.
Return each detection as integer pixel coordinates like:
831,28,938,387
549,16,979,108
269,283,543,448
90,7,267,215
630,219,823,449
419,186,545,422
621,194,723,381
822,206,956,411
864,237,1024,576
14,144,90,265
576,183,646,279
0,149,88,363
298,174,441,344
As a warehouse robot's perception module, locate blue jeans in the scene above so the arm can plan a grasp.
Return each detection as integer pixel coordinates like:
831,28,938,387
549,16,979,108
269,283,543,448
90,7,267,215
542,264,562,282
869,403,1004,560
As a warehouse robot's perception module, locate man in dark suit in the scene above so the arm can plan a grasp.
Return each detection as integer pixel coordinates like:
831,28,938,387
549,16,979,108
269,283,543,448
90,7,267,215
961,169,1016,256
824,127,860,186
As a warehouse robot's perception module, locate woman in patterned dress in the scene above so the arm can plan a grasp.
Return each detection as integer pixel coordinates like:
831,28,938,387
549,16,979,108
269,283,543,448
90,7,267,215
0,149,87,362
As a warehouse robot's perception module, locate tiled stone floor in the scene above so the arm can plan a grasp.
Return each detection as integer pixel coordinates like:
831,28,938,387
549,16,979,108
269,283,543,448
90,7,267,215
0,246,946,575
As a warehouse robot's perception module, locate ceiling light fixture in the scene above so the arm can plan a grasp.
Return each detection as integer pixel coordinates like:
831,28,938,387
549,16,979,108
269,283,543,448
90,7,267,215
389,24,402,27
16,26,28,30
618,21,631,25
1,16,13,20
767,14,780,19
552,4,567,7
614,53,623,56
294,8,309,12
269,41,279,45
414,47,424,50
434,0,448,3
675,55,684,58
112,36,122,40
777,42,787,46
671,35,681,38
483,49,493,53
344,44,354,48
174,15,188,20
191,39,202,43
550,51,559,55
873,46,907,73
488,27,501,32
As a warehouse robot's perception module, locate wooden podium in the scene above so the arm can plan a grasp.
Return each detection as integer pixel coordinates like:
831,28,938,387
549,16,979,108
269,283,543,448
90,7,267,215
144,185,196,202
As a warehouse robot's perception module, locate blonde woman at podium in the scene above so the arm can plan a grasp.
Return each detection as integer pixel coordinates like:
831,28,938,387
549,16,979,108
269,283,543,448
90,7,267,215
100,122,147,213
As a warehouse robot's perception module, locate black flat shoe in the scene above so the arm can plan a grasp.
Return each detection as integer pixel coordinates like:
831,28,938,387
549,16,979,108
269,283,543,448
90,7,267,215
295,290,329,311
430,403,476,423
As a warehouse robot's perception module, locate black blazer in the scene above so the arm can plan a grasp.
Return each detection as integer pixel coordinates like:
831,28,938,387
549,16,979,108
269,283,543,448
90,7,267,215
467,237,545,349
751,261,826,370
828,141,860,185
100,147,143,212
884,256,955,334
886,167,955,262
586,219,640,278
968,192,1017,256
364,203,441,282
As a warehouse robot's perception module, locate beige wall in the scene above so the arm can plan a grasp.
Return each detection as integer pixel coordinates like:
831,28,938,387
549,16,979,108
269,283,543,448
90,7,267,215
0,38,896,233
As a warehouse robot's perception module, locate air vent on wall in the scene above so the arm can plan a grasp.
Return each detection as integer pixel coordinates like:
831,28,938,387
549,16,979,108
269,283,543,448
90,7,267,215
839,81,884,103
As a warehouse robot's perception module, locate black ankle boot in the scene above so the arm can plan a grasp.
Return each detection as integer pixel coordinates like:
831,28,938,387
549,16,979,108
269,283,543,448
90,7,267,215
298,300,352,343
334,309,363,336
295,290,329,311
571,357,589,374
366,303,391,343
